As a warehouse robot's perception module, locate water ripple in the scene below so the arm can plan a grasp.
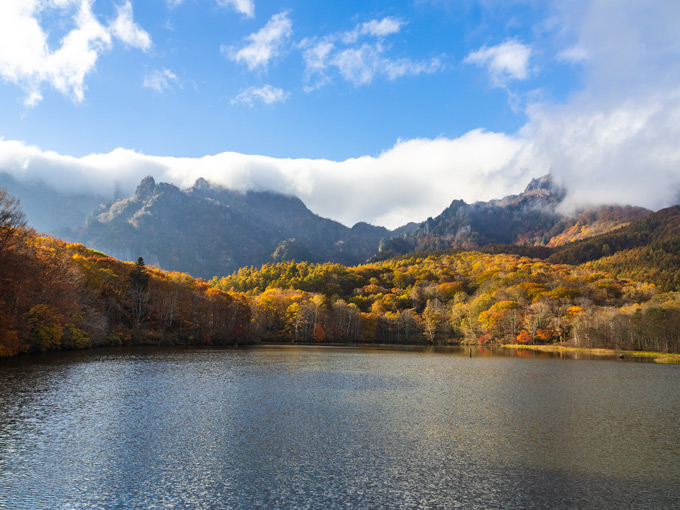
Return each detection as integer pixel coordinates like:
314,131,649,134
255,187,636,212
0,346,678,509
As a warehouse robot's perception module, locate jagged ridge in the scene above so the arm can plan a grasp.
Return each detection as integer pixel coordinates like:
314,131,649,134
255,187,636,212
69,176,390,278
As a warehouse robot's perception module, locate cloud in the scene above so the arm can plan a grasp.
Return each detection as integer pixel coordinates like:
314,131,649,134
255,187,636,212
230,84,290,107
300,41,334,91
464,39,531,86
301,17,440,91
381,56,442,81
552,0,680,98
332,45,382,86
143,68,180,93
216,0,255,18
225,12,292,71
360,17,405,38
522,91,680,213
557,45,589,64
168,0,254,17
0,0,150,106
307,43,441,89
341,16,406,44
111,1,152,51
0,133,528,229
522,0,680,211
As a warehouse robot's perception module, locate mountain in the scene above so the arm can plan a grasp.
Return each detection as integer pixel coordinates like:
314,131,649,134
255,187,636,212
378,175,651,258
3,216,679,357
4,170,658,281
66,176,392,278
61,173,656,279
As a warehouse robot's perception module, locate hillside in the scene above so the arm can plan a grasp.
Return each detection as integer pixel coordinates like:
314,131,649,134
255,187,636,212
67,176,392,278
547,205,680,291
0,226,252,357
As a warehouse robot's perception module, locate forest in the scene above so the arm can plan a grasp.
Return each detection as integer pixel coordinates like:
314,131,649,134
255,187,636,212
0,189,252,356
1,189,680,357
210,254,680,352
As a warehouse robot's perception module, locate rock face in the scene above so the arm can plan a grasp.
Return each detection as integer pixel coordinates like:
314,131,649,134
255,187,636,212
68,177,390,278
378,175,651,256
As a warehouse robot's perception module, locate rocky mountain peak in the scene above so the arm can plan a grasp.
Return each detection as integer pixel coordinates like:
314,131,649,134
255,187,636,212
134,176,156,199
523,173,562,195
192,177,211,191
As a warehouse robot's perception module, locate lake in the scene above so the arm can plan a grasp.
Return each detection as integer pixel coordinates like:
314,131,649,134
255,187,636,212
0,345,678,509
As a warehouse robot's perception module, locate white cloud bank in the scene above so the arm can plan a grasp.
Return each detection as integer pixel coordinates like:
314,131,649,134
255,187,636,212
0,132,527,229
0,0,150,106
3,83,679,230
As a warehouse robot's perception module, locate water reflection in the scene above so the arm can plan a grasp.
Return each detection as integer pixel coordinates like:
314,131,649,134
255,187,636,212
0,346,678,509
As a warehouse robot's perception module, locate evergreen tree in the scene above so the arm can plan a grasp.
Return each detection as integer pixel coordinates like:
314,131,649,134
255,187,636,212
127,257,150,330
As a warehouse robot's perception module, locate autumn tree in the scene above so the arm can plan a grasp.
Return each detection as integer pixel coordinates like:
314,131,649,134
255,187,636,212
0,189,26,355
422,298,447,344
0,188,26,258
126,257,150,331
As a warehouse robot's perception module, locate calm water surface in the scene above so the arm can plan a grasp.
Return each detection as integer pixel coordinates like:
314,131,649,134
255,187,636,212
0,345,678,509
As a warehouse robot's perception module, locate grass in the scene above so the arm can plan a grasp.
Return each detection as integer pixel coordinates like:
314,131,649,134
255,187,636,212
502,344,680,364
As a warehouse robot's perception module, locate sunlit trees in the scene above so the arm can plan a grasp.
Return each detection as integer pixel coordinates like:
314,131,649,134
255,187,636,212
204,249,680,351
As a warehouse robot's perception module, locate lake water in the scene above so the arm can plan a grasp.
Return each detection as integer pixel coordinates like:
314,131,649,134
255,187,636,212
0,345,678,509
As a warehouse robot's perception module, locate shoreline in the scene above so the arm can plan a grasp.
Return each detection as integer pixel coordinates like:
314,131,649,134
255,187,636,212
3,341,680,363
501,344,680,364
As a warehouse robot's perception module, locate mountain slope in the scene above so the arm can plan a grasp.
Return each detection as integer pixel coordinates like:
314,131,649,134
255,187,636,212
547,205,680,291
68,176,390,278
379,175,651,257
63,173,657,279
3,184,680,357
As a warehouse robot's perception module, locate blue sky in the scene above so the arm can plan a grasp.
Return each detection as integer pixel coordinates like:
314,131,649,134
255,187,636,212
0,0,679,228
0,0,569,159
